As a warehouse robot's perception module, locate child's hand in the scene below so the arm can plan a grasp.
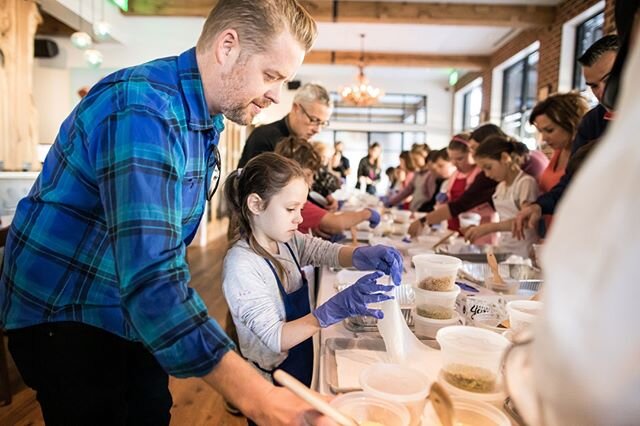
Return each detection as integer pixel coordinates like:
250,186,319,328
313,271,394,328
463,224,488,243
352,245,403,284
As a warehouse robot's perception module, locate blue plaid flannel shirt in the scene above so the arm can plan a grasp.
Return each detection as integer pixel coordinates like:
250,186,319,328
0,48,235,377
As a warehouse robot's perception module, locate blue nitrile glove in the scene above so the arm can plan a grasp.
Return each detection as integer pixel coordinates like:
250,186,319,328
379,195,391,208
367,208,381,228
435,192,448,203
313,271,394,328
352,245,403,285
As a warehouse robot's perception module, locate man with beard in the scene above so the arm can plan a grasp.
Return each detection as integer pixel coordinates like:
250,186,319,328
237,82,332,167
513,34,618,239
0,1,336,425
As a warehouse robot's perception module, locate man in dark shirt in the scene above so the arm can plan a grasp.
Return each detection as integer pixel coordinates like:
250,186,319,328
237,83,332,167
514,35,618,238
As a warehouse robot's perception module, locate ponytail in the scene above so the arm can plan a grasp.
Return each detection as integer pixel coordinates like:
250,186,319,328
474,135,519,161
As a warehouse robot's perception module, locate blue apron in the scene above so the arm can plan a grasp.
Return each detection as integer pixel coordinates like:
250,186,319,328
260,243,314,386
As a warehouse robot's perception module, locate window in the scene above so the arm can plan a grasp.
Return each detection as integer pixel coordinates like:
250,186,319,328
462,86,482,131
573,11,605,91
501,51,538,148
330,93,427,124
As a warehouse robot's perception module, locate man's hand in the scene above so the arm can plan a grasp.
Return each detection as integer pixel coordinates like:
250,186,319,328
513,203,542,240
252,386,338,426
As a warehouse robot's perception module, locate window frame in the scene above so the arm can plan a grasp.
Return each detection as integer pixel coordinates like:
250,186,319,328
572,11,605,91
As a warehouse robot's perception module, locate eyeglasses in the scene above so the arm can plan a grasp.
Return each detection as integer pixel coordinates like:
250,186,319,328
297,103,330,127
205,144,221,201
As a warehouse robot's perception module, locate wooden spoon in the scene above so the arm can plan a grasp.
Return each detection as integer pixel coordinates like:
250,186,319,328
273,370,359,426
486,251,505,285
432,231,458,251
428,382,455,426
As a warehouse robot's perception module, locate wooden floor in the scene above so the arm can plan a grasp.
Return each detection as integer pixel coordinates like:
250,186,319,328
0,236,248,426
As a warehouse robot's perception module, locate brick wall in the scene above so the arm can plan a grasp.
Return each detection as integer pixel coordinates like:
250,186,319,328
458,0,616,122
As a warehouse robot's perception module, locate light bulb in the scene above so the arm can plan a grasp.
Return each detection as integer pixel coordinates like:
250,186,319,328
71,31,93,49
93,21,112,41
84,49,103,68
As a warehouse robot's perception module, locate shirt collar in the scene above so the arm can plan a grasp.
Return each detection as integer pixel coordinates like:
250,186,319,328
177,47,225,133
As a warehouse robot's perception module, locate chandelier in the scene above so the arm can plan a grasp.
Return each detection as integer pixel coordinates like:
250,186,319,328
340,34,383,106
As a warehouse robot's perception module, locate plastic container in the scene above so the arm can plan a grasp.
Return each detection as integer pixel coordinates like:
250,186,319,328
484,273,519,295
413,254,462,291
472,312,508,334
459,212,481,228
414,285,460,320
506,300,543,334
449,397,511,426
436,326,510,394
360,364,430,426
330,391,410,426
392,209,413,224
414,310,461,338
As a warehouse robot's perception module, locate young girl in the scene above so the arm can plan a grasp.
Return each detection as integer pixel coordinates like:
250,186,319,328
463,136,540,257
222,153,402,398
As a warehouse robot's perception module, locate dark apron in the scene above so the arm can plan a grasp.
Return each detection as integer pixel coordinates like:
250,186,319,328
248,243,314,425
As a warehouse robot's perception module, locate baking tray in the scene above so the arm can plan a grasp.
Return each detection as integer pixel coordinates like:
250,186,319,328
344,308,414,333
459,262,543,292
323,337,440,394
437,244,512,263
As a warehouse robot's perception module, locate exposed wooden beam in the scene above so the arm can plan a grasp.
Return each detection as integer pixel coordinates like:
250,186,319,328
304,50,489,70
126,1,555,28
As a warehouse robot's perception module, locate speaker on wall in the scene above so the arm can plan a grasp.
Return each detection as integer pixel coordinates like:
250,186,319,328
34,39,59,58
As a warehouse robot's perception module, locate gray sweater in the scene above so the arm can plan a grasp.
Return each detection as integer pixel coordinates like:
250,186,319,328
222,231,342,373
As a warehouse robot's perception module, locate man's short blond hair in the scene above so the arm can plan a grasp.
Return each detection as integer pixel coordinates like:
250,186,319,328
196,0,317,55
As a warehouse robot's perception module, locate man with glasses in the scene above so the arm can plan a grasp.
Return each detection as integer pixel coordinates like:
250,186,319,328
0,1,337,426
237,83,332,167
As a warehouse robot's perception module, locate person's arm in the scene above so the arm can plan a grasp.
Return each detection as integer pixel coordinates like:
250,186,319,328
202,351,337,426
319,209,372,235
464,220,512,242
95,108,234,378
448,172,498,217
387,180,414,206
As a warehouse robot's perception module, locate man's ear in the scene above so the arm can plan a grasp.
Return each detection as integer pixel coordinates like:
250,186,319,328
214,29,240,66
247,193,264,215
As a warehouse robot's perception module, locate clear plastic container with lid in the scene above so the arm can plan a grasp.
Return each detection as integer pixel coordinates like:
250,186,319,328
412,254,462,292
436,326,510,394
360,363,430,426
330,391,410,426
414,310,461,338
414,285,460,320
506,300,543,334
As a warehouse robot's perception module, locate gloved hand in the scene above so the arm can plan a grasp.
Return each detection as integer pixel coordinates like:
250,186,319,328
435,192,448,204
313,271,394,328
379,195,391,208
367,208,381,228
352,245,403,285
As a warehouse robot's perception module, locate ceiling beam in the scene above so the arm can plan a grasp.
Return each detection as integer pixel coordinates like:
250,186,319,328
304,51,490,69
126,1,556,28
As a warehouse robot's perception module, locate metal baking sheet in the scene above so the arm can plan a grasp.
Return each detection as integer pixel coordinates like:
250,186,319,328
343,308,414,333
323,337,440,394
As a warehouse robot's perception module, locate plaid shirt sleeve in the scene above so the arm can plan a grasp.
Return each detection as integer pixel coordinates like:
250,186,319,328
94,105,234,377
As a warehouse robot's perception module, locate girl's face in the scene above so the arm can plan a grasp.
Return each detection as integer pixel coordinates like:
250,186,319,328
432,158,456,179
533,114,572,151
369,146,381,160
410,153,426,168
251,177,308,243
476,153,510,182
447,148,475,173
399,157,406,170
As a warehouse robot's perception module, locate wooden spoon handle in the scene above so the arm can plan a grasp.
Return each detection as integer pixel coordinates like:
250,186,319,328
486,251,505,284
273,370,358,426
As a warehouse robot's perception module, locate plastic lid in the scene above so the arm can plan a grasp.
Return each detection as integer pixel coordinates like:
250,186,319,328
436,326,510,354
413,285,460,300
360,363,431,403
331,391,411,426
412,253,462,267
450,396,511,426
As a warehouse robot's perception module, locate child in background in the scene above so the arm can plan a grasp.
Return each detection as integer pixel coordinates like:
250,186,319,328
463,136,540,257
222,153,402,401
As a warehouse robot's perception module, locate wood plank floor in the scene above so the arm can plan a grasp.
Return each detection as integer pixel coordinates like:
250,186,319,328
0,236,248,426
